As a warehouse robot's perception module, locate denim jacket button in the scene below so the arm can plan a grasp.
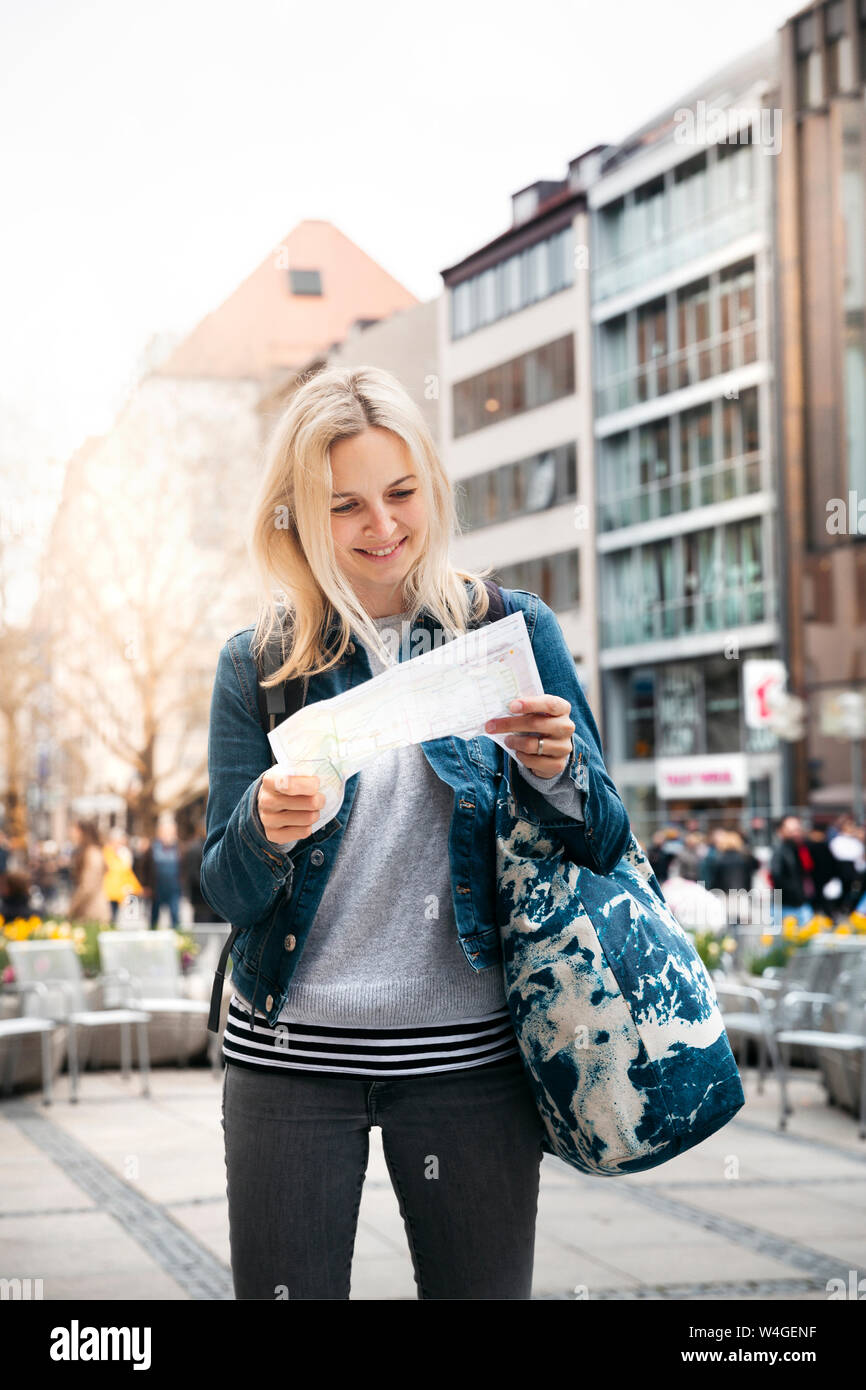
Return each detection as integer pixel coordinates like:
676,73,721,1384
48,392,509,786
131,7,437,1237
310,849,325,865
283,934,296,951
265,994,274,1011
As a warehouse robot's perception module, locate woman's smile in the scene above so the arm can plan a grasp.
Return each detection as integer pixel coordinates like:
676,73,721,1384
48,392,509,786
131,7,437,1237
354,536,408,562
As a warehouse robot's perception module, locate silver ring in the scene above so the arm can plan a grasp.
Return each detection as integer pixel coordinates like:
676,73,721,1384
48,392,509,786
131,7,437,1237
537,735,544,756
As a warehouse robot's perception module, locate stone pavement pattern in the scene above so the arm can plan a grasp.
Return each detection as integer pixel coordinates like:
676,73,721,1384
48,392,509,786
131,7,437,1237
1,1063,864,1300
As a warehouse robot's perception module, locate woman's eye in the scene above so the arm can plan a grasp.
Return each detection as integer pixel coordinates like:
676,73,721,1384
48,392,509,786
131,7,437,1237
331,490,416,515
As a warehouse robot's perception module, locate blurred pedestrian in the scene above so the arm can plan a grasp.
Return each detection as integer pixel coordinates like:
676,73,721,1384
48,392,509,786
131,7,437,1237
1,868,33,921
67,820,111,923
143,816,182,929
181,818,224,923
704,829,759,894
805,825,841,918
673,831,706,881
102,825,143,925
31,840,61,915
769,815,816,924
648,827,680,882
828,817,866,915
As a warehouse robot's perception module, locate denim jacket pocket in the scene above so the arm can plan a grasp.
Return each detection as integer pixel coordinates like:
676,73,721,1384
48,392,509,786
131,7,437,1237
466,734,504,780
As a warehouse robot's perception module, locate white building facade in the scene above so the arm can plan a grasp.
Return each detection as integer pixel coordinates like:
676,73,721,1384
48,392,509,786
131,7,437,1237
588,41,786,840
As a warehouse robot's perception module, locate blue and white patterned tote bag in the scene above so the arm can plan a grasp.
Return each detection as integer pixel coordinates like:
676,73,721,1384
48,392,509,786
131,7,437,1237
494,788,746,1176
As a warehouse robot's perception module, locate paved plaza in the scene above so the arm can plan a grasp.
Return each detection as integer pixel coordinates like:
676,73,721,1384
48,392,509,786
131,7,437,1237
1,1061,864,1301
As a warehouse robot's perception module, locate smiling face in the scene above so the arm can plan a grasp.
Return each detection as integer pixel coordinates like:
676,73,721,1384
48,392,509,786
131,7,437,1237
328,426,428,618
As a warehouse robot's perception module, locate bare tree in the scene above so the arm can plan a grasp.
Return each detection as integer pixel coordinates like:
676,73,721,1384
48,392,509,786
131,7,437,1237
41,438,248,838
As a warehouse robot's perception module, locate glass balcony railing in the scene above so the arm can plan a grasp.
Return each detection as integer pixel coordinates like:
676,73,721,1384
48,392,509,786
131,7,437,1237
598,450,763,531
592,199,759,303
596,321,759,418
601,581,776,648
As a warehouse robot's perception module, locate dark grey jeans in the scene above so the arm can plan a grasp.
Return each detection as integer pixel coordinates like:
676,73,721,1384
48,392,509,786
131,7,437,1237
221,1055,547,1300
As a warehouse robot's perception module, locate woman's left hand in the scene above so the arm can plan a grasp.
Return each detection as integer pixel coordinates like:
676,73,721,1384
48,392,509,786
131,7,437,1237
485,696,576,778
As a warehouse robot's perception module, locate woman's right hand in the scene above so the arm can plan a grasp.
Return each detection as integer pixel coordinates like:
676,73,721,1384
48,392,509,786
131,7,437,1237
257,769,325,846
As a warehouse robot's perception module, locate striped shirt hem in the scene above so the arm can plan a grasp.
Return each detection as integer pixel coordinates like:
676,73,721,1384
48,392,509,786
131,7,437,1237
222,993,521,1077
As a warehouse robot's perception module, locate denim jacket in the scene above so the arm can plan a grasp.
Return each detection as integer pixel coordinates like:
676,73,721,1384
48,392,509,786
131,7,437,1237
202,585,631,1031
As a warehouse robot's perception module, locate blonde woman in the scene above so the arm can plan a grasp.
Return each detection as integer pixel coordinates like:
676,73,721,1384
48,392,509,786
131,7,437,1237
202,366,631,1300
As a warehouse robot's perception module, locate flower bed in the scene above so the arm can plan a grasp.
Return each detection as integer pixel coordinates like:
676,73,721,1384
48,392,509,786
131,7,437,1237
687,911,866,976
0,914,200,982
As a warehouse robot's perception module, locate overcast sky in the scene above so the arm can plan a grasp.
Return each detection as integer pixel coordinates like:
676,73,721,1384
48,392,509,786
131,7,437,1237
0,0,795,615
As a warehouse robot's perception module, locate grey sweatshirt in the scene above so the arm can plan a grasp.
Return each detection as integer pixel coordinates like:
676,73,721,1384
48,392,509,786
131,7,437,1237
244,609,585,1027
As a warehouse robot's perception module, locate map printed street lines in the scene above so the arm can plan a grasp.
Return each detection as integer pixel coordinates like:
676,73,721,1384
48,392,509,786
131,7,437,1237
267,610,544,833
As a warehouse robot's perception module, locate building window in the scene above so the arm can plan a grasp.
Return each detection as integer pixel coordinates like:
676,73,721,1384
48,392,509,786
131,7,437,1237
456,443,578,531
676,279,713,388
826,1,855,94
638,421,673,517
634,178,666,248
600,516,771,646
625,669,656,758
796,15,824,108
597,197,626,265
828,35,854,93
452,335,575,437
725,516,765,625
712,139,755,207
722,386,761,466
478,267,498,326
492,548,580,610
671,154,708,233
449,224,575,339
719,260,757,370
597,433,633,530
682,402,714,466
598,315,629,410
288,269,322,295
636,299,668,401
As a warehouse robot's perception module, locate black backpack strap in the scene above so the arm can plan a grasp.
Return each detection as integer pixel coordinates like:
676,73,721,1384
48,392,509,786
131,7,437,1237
255,607,308,754
208,924,241,1034
480,577,505,626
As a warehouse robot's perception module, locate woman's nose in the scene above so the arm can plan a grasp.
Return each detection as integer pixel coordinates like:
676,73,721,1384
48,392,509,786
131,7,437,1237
364,507,397,536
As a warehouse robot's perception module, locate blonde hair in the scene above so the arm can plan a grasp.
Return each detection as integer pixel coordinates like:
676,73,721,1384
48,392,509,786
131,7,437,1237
246,365,496,686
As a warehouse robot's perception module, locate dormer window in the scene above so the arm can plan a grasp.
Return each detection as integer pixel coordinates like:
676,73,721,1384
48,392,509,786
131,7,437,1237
288,268,323,295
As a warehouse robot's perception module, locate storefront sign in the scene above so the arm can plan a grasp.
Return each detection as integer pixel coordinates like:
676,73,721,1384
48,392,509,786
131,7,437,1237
656,754,748,799
743,659,787,728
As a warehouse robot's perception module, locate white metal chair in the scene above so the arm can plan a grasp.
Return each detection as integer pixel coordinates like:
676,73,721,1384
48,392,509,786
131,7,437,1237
6,940,151,1102
774,955,866,1139
715,953,866,1138
0,983,60,1104
97,930,221,1076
